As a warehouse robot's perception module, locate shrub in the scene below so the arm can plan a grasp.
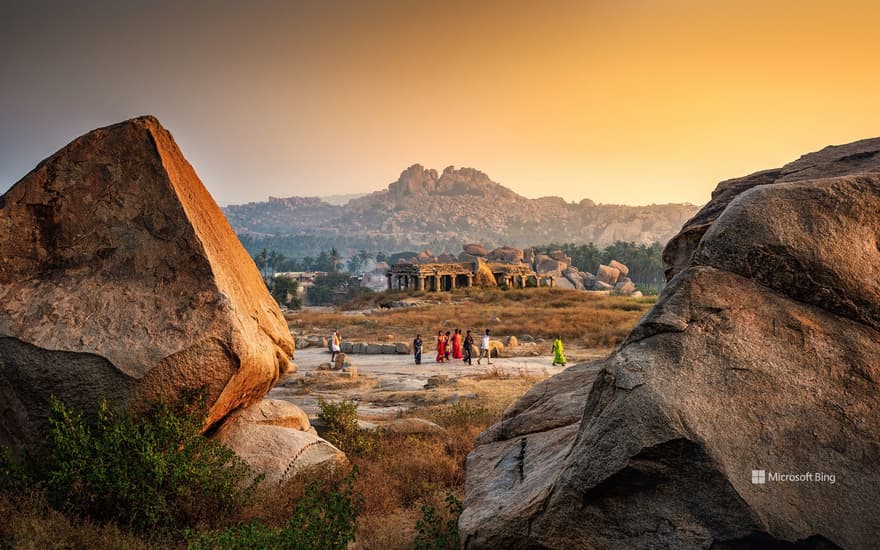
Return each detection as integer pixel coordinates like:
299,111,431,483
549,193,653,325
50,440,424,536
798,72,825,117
413,493,463,550
187,469,361,550
34,394,259,534
317,398,378,457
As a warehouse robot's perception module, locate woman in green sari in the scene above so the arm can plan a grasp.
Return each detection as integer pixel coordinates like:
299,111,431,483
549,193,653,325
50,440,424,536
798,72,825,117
552,336,566,366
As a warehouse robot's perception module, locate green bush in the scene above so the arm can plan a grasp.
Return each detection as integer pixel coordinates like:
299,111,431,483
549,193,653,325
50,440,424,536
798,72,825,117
187,470,361,550
34,394,258,534
413,493,463,550
317,398,378,457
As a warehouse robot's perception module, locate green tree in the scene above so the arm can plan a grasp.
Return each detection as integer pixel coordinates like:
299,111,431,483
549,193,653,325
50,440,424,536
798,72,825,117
271,276,302,309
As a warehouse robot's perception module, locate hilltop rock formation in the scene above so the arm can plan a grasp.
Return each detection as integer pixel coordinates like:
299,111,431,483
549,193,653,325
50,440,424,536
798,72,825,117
460,139,880,549
223,164,699,257
0,116,295,446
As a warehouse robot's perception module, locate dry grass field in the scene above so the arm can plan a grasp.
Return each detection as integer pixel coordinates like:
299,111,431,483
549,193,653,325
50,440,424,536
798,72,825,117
288,287,656,350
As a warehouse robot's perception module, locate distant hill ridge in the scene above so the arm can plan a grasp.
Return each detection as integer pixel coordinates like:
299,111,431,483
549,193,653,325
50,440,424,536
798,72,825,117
223,164,700,255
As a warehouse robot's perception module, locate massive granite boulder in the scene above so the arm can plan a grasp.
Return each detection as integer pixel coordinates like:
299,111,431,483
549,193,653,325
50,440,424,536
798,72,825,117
461,140,880,549
663,136,880,280
0,116,295,446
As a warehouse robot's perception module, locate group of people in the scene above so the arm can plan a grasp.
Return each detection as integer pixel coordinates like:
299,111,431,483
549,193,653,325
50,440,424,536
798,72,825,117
334,328,566,367
412,329,494,366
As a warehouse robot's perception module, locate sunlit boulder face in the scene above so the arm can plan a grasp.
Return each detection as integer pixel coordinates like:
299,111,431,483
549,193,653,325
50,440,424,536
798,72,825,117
460,139,880,549
0,116,294,446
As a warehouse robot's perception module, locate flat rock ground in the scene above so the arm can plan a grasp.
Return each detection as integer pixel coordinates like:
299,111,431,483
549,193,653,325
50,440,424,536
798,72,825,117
269,347,606,421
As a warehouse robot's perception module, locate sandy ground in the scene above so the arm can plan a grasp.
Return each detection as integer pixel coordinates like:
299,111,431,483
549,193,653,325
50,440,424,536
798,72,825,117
268,347,609,420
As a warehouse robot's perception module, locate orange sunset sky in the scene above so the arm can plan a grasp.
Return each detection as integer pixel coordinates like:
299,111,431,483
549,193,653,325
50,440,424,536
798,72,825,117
2,0,880,206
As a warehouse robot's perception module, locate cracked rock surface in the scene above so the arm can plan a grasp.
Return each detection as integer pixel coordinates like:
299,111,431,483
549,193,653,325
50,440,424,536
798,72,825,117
461,139,880,549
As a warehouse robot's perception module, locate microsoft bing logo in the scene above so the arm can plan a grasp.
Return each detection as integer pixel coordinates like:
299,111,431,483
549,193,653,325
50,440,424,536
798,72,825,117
751,469,766,484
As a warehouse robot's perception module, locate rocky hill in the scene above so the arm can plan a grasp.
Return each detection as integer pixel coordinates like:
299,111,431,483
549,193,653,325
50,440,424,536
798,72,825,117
223,165,699,256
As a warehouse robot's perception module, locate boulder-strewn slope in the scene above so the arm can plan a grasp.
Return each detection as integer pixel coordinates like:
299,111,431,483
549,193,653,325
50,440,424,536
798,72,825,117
0,116,294,446
224,164,698,253
461,138,880,549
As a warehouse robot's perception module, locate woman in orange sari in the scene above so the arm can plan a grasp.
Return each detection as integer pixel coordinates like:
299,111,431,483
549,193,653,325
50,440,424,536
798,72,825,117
452,328,463,359
436,330,446,363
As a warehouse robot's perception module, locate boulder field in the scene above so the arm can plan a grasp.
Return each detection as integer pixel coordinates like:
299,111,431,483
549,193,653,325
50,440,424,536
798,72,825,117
0,116,295,450
461,138,880,549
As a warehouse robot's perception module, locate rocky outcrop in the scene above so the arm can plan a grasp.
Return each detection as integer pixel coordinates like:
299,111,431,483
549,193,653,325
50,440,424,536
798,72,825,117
215,399,345,483
461,140,880,549
663,137,880,280
0,116,294,446
487,246,525,263
463,243,489,257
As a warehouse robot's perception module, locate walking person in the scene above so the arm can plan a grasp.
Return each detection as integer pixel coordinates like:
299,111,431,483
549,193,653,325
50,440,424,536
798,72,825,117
436,331,446,363
463,330,474,365
452,328,463,359
331,330,341,362
444,331,452,361
552,335,567,366
477,329,493,365
413,334,423,365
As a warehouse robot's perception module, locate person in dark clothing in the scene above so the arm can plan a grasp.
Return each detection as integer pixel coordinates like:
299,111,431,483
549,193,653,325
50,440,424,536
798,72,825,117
463,330,474,365
413,334,423,365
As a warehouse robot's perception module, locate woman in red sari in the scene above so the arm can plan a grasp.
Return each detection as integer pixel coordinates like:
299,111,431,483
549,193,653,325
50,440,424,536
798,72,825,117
452,328,463,359
436,330,446,363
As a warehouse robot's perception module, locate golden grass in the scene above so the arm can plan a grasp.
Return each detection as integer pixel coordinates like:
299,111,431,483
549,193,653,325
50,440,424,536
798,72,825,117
0,491,152,550
289,287,655,350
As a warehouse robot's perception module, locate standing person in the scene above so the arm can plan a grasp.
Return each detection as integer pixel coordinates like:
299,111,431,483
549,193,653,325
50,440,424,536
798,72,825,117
436,331,446,363
463,330,474,365
413,334,423,365
452,328,463,359
477,329,493,365
444,331,452,361
331,330,341,362
552,335,567,366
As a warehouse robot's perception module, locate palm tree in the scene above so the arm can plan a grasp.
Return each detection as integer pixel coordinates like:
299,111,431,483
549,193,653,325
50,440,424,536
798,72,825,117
258,248,269,281
330,247,341,273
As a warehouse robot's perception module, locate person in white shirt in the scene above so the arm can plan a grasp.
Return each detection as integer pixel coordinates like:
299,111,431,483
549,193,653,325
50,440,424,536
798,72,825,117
477,329,493,365
331,330,341,361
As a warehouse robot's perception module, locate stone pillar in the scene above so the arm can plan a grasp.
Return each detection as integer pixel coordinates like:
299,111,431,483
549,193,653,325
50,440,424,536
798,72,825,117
433,274,440,291
467,274,473,287
404,275,410,290
549,276,555,288
450,275,457,290
387,273,392,290
417,276,424,291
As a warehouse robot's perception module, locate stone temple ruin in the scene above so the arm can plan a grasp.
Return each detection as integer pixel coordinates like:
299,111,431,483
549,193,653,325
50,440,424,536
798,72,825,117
387,244,641,296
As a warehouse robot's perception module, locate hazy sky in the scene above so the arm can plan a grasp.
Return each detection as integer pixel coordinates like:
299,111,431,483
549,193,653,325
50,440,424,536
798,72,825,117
2,0,880,206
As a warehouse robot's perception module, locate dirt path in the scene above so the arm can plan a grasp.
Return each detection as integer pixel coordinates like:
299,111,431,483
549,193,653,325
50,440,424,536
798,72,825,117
268,347,609,420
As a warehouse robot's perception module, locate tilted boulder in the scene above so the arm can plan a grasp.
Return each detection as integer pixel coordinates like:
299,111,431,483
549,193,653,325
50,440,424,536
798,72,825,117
537,258,568,274
595,264,621,285
461,140,880,549
608,259,629,277
0,116,294,446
